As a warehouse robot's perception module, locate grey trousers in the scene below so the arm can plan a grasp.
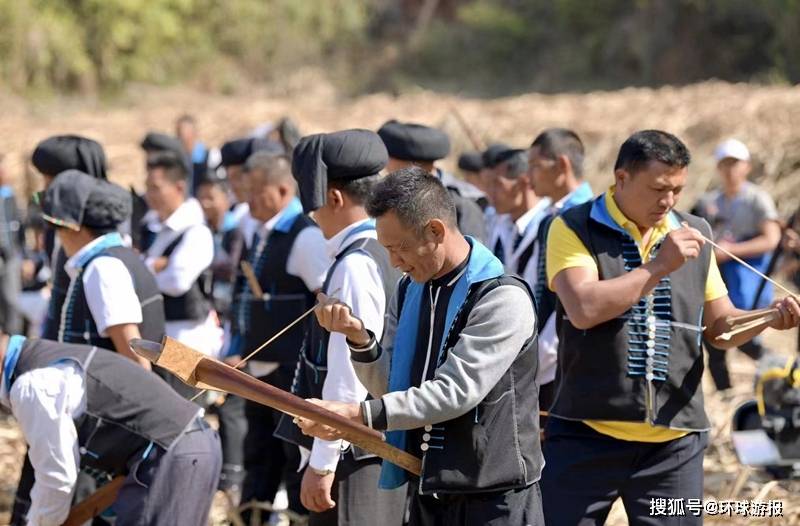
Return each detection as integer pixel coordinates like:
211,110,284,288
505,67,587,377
309,456,407,526
0,256,22,333
114,422,222,526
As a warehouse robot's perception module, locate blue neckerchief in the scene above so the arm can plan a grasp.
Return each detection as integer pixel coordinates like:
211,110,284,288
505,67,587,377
191,142,207,164
379,237,504,489
3,335,26,395
589,193,681,239
274,198,303,233
0,186,14,199
74,233,126,270
560,181,594,212
220,210,240,233
341,219,376,245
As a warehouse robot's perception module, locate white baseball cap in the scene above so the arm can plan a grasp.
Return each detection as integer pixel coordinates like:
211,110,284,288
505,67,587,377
714,139,750,162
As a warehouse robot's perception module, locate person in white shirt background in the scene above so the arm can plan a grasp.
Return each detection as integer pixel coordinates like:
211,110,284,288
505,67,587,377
141,151,223,361
526,127,594,424
225,151,329,524
486,147,550,280
275,129,406,525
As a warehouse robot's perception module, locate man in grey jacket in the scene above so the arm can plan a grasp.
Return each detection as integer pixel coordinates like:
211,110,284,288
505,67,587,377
296,167,544,526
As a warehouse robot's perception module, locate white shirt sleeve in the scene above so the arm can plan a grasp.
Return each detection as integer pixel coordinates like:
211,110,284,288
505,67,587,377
82,257,143,336
151,225,215,296
536,312,559,385
309,252,385,472
286,226,331,292
10,363,85,526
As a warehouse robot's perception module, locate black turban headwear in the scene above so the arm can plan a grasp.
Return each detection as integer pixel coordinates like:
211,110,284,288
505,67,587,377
42,170,131,231
494,147,526,165
32,135,107,180
292,129,388,213
481,143,513,169
140,131,192,175
377,120,450,162
457,151,484,172
220,137,284,167
140,132,184,156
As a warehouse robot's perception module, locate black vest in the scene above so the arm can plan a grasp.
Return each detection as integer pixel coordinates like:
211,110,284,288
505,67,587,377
11,339,200,478
139,224,213,322
532,213,557,323
160,230,213,321
275,235,400,456
231,214,317,364
513,234,537,279
42,248,70,341
552,200,712,431
58,245,166,349
409,276,543,494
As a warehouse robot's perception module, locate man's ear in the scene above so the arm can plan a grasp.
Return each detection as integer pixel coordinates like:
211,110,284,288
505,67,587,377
557,154,572,177
327,188,344,209
278,182,296,199
614,168,629,190
427,219,447,244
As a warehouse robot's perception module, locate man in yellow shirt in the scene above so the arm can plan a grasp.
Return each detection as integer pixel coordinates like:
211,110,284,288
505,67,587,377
541,130,800,525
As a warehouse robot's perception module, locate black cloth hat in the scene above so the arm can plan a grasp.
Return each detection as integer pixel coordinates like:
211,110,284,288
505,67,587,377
457,151,484,172
481,143,512,169
494,147,526,165
42,170,131,231
377,120,450,162
220,137,284,167
140,132,184,156
32,135,107,180
292,129,388,213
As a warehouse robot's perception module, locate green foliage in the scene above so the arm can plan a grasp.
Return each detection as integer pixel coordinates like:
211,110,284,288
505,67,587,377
399,0,800,95
0,0,798,95
0,0,370,93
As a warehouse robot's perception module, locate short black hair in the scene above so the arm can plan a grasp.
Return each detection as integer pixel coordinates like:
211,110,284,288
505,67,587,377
531,128,585,178
614,130,691,174
146,151,188,183
330,175,380,206
196,171,230,194
244,151,295,187
366,167,457,235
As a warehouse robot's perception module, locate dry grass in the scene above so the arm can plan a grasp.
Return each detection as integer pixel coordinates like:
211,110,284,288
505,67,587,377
2,78,800,214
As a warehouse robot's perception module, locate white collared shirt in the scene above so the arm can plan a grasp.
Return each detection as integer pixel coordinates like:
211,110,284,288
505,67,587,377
1,361,86,526
309,219,385,472
489,198,551,278
502,198,551,276
64,234,142,337
144,198,214,297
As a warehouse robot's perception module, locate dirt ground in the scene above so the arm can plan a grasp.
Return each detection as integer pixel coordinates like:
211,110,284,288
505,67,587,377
1,79,799,524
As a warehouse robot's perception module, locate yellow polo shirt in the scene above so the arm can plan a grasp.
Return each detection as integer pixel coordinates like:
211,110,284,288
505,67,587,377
546,189,727,442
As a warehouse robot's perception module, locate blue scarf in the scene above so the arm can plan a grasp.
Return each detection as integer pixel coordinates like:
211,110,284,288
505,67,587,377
379,237,504,489
561,181,594,212
2,335,26,396
74,232,125,269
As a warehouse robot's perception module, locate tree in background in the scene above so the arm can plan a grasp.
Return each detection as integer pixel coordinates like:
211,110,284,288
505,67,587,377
0,0,798,96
